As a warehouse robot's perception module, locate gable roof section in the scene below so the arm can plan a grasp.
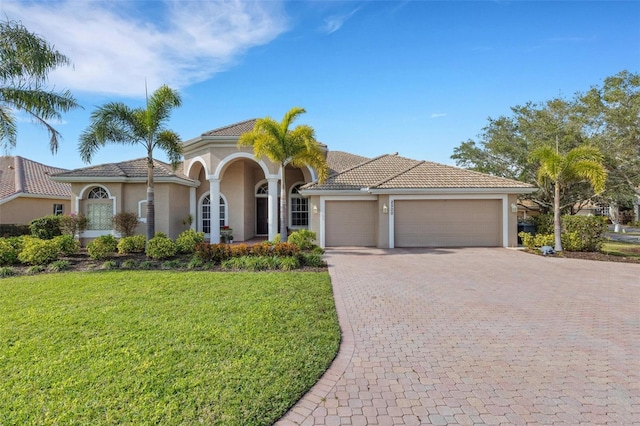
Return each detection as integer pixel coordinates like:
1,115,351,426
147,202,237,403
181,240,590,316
303,153,535,192
326,151,371,175
51,158,197,186
0,156,71,201
201,119,257,137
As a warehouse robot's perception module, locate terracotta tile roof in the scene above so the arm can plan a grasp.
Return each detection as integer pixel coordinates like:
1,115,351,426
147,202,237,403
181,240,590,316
304,154,535,191
51,158,194,182
0,156,71,200
201,119,257,137
326,151,370,174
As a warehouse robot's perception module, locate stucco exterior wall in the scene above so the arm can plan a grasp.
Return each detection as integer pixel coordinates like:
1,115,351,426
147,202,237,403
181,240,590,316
508,194,519,247
0,197,71,225
377,194,390,248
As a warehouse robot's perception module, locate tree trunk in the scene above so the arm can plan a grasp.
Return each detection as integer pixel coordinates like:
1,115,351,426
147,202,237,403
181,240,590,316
280,164,288,243
146,156,155,241
608,202,621,232
554,182,563,252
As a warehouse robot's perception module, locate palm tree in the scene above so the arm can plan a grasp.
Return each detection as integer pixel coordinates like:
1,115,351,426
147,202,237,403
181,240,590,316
0,19,80,153
530,144,607,252
239,107,328,243
79,85,182,240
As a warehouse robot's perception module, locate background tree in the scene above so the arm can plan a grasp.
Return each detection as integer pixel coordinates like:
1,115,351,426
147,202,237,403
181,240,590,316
578,70,640,223
239,107,328,243
530,145,607,252
79,85,182,240
0,19,79,153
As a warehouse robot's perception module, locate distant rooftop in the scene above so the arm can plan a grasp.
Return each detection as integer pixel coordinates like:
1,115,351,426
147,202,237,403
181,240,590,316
0,156,71,200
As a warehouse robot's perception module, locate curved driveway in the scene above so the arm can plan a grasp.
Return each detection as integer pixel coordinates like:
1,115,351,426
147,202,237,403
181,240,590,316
278,248,640,425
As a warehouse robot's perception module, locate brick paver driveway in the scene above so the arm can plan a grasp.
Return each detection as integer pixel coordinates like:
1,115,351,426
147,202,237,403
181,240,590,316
278,248,640,425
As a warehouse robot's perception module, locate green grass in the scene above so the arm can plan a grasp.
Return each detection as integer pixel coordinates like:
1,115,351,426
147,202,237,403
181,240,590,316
601,240,640,258
0,271,340,425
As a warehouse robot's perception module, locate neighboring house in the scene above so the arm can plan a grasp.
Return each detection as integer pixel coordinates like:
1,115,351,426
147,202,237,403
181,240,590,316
0,156,71,225
50,118,536,248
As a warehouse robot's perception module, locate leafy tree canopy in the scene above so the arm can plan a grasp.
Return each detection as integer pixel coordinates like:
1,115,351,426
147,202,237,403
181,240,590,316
0,19,80,153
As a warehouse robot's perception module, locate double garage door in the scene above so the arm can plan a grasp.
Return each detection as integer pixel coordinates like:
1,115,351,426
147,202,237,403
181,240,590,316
325,199,502,247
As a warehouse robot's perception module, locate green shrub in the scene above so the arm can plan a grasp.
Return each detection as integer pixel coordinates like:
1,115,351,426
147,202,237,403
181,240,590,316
279,256,300,271
299,252,325,267
18,238,60,265
161,259,183,270
29,215,62,240
288,229,317,250
138,260,156,269
0,238,21,265
0,266,17,277
54,235,79,256
87,235,118,260
117,235,147,254
146,235,177,260
271,233,281,244
176,229,205,254
48,260,71,272
26,265,46,275
562,215,606,252
187,256,204,269
0,224,30,237
519,232,555,249
533,214,554,234
112,212,139,237
58,213,88,237
102,260,119,270
311,246,325,255
121,259,139,269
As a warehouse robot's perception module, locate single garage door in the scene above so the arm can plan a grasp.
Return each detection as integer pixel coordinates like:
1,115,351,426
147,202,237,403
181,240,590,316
325,200,376,247
394,199,502,247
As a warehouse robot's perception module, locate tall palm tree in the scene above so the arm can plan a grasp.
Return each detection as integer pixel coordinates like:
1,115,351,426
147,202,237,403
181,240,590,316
530,144,607,252
239,107,328,243
79,85,182,240
0,19,80,153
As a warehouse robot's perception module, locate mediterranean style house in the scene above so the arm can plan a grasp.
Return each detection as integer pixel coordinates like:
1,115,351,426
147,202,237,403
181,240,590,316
0,156,71,226
48,119,536,248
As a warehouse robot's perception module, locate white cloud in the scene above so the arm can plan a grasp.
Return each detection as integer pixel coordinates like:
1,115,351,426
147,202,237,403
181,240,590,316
321,6,361,34
430,113,447,119
2,0,289,97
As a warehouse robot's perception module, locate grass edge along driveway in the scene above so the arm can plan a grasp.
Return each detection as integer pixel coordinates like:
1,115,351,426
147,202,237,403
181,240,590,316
0,271,340,426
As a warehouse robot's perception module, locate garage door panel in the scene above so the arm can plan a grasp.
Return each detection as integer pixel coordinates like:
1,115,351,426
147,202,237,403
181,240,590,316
326,201,376,247
395,200,501,247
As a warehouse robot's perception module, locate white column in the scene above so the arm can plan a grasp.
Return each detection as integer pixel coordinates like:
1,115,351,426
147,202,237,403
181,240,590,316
267,177,279,241
189,187,196,230
209,178,221,243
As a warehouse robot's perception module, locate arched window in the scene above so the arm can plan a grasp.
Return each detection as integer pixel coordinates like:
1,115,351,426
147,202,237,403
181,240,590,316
201,194,227,234
85,186,112,230
290,183,308,228
88,187,109,199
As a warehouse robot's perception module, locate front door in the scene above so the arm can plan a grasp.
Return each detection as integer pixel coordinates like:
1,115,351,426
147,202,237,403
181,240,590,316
256,198,280,235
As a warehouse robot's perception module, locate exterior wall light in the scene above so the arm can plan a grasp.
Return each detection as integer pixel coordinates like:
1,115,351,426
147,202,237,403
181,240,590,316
382,203,388,214
313,204,318,214
511,203,517,213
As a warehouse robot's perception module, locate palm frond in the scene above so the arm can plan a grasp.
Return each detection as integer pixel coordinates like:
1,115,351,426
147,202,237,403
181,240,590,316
155,130,183,170
0,104,17,152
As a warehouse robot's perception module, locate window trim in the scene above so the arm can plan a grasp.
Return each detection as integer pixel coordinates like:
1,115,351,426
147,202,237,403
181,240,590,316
198,192,228,237
289,182,309,229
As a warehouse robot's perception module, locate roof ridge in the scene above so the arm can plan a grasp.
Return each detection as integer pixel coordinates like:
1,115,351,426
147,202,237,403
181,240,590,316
422,160,529,183
329,153,390,177
204,118,257,135
369,159,425,189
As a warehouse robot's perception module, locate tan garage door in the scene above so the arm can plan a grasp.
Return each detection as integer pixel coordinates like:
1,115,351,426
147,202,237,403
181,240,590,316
394,199,502,247
325,200,376,247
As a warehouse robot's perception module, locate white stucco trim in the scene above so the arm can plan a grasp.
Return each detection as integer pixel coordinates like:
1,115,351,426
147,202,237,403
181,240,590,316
212,152,272,180
387,193,509,248
318,195,378,248
185,156,209,178
198,189,227,241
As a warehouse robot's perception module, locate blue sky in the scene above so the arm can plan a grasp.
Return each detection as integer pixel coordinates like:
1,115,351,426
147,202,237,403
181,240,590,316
3,0,639,171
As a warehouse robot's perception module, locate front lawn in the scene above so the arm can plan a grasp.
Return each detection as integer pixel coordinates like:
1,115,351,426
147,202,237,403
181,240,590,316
0,271,340,425
601,240,640,258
